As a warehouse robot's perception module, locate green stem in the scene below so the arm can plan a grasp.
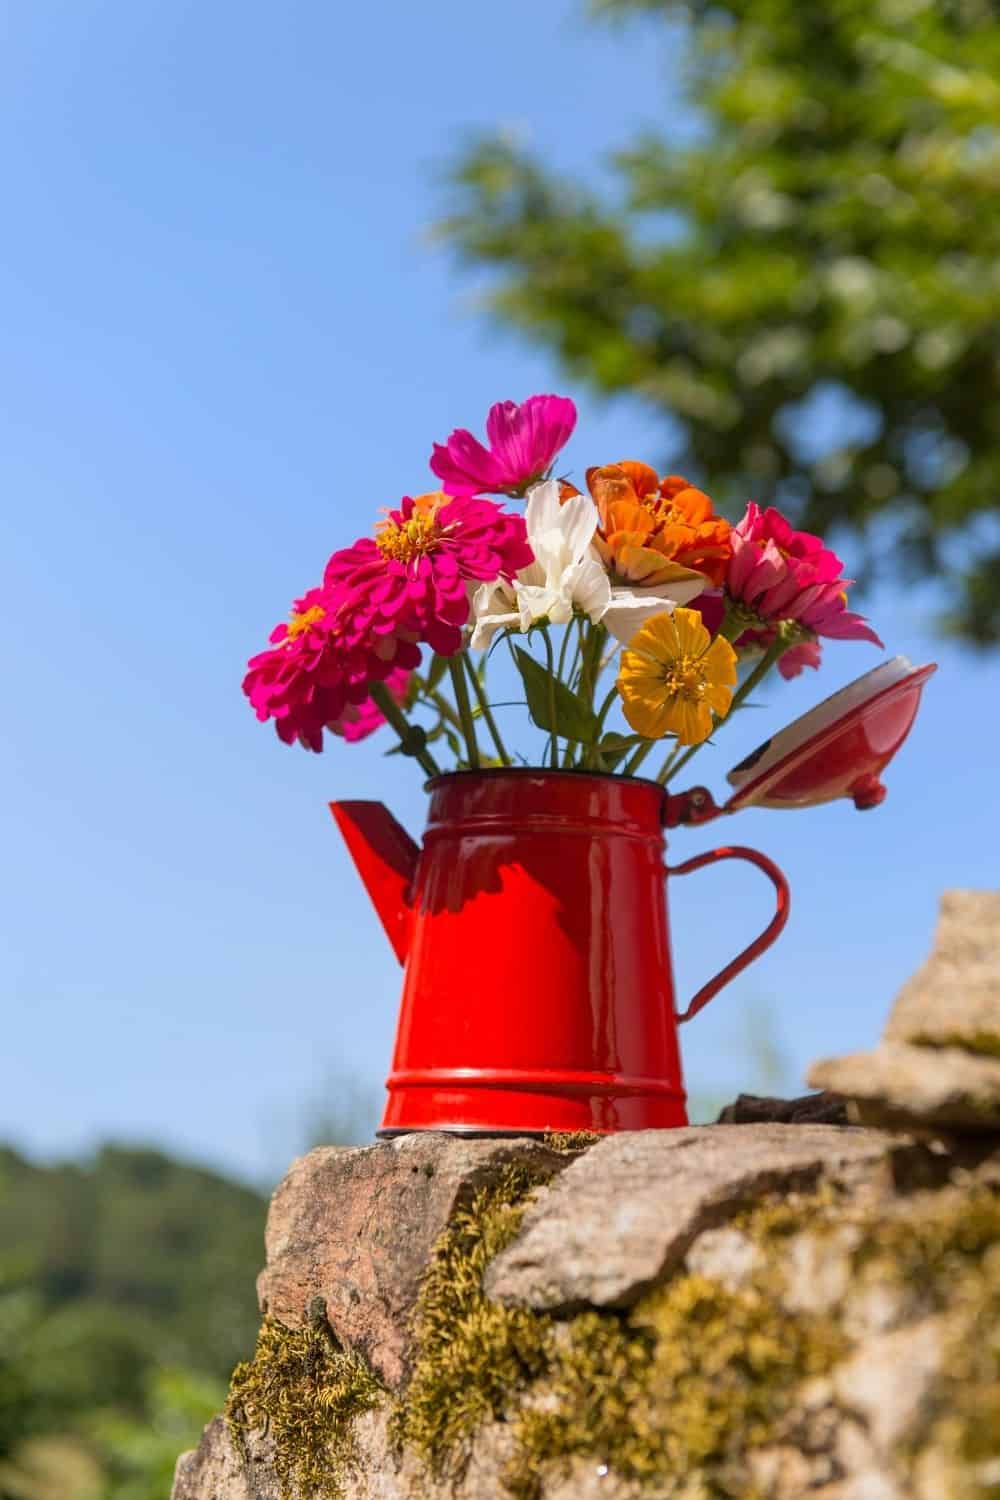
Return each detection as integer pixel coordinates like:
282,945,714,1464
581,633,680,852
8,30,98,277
427,690,463,732
448,656,480,769
463,654,511,766
595,683,619,735
622,739,656,778
655,740,688,786
556,621,574,686
583,683,622,770
369,681,441,779
567,618,585,691
653,636,790,786
579,622,606,711
560,622,588,768
728,637,790,716
541,627,559,768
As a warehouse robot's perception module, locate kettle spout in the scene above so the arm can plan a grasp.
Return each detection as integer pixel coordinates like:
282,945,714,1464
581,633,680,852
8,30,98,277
329,801,419,965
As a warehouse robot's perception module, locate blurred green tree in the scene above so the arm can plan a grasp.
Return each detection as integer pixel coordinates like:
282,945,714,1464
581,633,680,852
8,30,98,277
88,1367,223,1500
0,1146,265,1500
0,1146,265,1386
441,0,1000,641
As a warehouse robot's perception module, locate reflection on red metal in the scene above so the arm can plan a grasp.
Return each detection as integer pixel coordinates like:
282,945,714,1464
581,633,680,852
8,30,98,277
667,846,791,1023
726,659,936,812
663,785,724,828
331,771,788,1136
848,772,888,811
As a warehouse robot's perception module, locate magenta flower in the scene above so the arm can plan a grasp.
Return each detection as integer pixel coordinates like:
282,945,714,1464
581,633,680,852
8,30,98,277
430,394,577,497
727,504,883,649
331,665,412,744
690,588,824,680
775,638,823,679
324,490,532,657
242,586,349,752
242,585,419,752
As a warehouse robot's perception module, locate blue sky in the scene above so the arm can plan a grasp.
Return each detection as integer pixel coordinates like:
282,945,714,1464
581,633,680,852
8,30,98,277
3,1,997,1185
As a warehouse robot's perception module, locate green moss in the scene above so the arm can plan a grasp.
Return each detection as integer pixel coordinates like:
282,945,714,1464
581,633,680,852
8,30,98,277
223,1163,1000,1499
399,1178,1000,1497
868,1187,1000,1499
542,1131,601,1153
391,1159,555,1478
225,1302,383,1500
925,1264,1000,1499
505,1205,846,1500
852,1183,1000,1304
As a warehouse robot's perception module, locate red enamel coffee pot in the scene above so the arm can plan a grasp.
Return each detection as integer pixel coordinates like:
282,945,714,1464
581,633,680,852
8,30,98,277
331,656,935,1137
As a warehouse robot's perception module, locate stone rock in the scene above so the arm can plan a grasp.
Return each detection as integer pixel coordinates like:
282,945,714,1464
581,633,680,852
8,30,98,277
832,1320,943,1454
485,1124,887,1312
716,1091,850,1125
172,1122,1000,1500
782,1225,863,1316
257,1133,567,1387
806,890,1000,1135
172,1418,262,1500
746,1444,820,1494
884,890,1000,1054
683,1225,761,1289
809,1041,1000,1132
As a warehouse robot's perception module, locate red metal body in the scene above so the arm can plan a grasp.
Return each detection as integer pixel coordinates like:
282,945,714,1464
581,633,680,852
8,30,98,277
331,770,789,1136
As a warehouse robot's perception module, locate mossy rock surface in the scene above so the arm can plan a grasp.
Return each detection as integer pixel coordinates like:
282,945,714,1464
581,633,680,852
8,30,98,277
171,1129,1000,1500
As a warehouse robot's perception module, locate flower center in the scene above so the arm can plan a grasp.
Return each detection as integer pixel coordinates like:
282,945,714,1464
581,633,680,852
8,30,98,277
640,493,690,537
660,655,705,701
286,604,326,640
376,513,441,563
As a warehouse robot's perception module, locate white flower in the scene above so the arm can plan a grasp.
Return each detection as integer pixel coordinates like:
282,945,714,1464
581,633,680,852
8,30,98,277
601,592,681,646
470,480,611,649
469,479,692,652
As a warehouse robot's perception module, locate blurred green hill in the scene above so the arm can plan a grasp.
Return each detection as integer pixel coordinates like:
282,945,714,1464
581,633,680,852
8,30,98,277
0,1144,266,1500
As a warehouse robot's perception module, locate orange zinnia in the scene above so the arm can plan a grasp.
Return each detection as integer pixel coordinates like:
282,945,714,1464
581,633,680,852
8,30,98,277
564,462,731,595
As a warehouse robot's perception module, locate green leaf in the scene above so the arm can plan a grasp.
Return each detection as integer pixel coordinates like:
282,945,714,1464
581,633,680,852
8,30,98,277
513,645,600,744
595,731,645,770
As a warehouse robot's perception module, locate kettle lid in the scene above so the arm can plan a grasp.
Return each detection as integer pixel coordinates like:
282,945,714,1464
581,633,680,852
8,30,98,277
725,656,936,812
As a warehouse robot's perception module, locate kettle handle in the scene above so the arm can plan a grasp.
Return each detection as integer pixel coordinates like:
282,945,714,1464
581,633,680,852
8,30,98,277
665,846,790,1024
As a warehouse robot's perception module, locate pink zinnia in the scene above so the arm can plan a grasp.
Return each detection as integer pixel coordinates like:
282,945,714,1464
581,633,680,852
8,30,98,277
242,585,419,752
775,638,823,679
430,394,577,497
692,589,824,681
324,491,532,657
331,665,411,744
727,504,882,649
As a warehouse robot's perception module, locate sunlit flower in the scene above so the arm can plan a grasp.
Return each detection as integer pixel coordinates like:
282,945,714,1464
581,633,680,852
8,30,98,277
430,394,577,497
243,587,346,751
330,665,412,743
325,491,532,657
728,503,882,647
563,463,731,601
469,481,684,650
775,638,823,678
617,607,738,746
470,480,609,648
690,589,823,680
242,585,420,752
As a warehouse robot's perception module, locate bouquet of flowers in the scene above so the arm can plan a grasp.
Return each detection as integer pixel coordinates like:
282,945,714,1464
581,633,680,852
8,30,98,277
242,394,881,785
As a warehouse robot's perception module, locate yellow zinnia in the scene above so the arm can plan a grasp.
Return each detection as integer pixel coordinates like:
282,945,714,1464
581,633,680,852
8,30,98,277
617,608,738,746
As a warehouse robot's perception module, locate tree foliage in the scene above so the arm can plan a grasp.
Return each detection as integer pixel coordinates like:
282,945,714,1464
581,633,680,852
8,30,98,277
0,1145,265,1499
441,0,1000,642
